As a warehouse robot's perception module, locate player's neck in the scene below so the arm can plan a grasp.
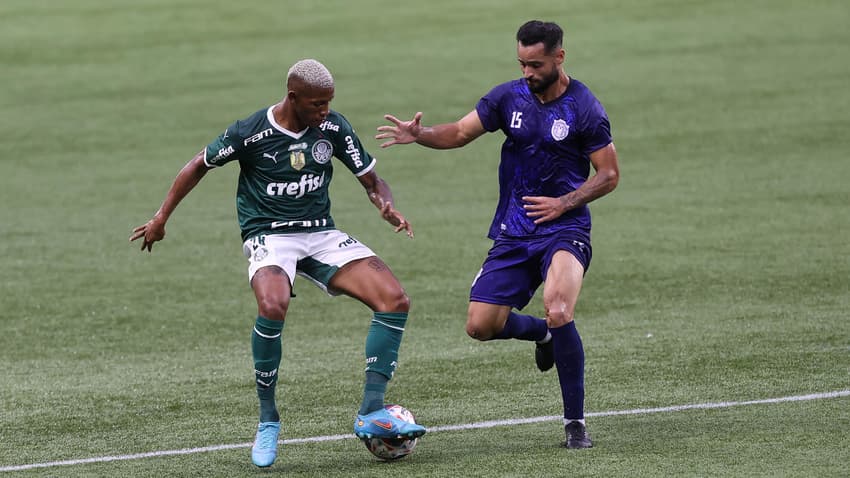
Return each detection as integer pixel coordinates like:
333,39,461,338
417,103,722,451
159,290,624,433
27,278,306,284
535,72,570,104
272,101,306,132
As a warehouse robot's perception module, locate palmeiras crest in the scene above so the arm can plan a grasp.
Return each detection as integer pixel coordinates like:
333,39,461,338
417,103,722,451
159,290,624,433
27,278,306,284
253,247,269,262
312,139,333,164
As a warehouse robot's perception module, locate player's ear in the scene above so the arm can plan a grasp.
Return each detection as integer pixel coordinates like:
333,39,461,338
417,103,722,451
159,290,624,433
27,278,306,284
556,48,566,64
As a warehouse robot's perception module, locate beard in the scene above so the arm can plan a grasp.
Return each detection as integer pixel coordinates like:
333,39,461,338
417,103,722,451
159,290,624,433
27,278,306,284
526,68,560,94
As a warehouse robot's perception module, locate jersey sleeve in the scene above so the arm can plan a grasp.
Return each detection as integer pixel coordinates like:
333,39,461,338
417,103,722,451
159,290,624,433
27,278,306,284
203,120,245,168
475,83,510,133
578,97,612,155
332,113,376,177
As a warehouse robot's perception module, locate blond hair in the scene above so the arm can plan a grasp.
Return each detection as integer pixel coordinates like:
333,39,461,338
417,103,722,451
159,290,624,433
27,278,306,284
287,59,334,89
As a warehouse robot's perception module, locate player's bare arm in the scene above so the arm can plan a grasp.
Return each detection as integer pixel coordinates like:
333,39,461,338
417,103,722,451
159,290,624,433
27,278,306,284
129,150,211,251
523,143,620,224
358,170,414,238
376,110,486,149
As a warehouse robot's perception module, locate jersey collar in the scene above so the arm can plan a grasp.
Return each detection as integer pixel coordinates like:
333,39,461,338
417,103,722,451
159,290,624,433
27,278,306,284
266,105,309,139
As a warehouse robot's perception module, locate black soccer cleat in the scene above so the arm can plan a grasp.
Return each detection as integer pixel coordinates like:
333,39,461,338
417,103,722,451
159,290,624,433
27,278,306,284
535,339,554,372
562,421,593,449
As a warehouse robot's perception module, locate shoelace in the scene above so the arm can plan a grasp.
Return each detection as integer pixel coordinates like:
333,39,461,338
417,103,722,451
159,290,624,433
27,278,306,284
257,426,277,448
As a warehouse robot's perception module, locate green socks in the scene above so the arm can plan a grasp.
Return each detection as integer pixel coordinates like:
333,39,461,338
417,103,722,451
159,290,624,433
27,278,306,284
359,312,407,415
252,312,406,419
252,316,284,423
360,372,389,415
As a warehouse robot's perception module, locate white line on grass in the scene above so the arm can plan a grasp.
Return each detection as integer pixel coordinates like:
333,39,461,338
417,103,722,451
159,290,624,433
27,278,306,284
2,389,848,472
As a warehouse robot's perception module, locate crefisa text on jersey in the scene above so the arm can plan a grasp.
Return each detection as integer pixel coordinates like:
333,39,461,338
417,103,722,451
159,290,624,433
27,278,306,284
344,135,363,167
265,172,326,198
319,120,339,132
214,145,234,162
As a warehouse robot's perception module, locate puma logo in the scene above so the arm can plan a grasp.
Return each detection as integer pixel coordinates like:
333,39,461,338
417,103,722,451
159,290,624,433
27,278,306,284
263,151,280,164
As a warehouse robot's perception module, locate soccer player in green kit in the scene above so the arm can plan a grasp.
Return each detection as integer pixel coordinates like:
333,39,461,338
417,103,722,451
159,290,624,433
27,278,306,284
130,59,425,467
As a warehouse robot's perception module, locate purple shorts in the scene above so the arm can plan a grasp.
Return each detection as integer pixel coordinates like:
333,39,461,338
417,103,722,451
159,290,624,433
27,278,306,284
469,231,592,310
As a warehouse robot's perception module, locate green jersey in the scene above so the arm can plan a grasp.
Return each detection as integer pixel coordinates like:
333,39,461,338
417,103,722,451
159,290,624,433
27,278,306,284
204,106,376,240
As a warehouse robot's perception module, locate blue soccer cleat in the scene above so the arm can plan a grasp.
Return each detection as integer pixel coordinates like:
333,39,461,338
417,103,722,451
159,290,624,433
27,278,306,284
354,408,427,440
251,421,281,467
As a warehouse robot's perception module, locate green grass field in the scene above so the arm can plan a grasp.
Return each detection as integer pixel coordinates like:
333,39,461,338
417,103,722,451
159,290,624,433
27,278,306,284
2,0,849,476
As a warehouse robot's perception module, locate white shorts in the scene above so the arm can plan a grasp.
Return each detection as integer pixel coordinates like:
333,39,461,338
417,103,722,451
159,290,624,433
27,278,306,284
242,230,376,294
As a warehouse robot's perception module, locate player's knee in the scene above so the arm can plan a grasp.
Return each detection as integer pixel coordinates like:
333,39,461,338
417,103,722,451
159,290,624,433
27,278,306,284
391,290,411,313
465,315,496,341
257,295,289,321
465,322,487,341
373,288,410,313
545,306,574,328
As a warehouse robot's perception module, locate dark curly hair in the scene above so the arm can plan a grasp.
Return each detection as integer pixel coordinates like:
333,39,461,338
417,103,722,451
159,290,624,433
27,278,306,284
516,20,563,54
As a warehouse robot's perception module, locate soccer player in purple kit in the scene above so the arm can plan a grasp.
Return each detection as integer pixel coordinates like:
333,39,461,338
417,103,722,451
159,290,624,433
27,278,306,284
376,20,619,448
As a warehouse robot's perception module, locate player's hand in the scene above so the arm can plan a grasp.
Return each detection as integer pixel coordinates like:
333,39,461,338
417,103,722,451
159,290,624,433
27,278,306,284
375,112,423,148
380,203,414,238
522,195,568,224
129,216,166,252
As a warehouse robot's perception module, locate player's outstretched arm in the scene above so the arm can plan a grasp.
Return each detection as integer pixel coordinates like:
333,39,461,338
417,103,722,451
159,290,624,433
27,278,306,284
357,170,413,238
376,110,486,150
130,151,211,252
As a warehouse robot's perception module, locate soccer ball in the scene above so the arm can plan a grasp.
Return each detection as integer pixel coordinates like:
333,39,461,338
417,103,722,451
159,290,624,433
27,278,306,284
361,404,419,461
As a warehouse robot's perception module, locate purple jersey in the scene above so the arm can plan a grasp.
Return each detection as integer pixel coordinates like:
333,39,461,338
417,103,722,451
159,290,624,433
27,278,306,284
475,78,612,240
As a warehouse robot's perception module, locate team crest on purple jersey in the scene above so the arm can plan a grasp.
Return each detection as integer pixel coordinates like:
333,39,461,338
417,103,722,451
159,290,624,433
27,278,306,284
475,78,612,239
551,119,570,141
